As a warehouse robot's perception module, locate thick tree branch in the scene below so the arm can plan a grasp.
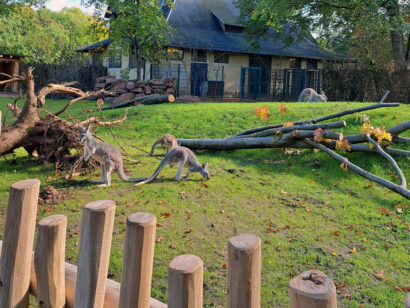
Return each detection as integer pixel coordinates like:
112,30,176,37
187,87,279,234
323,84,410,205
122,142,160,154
365,134,407,188
303,139,410,199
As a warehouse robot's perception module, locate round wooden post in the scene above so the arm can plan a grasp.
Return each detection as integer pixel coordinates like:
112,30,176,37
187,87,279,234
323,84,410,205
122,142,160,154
289,269,337,308
34,215,67,308
0,179,40,308
405,293,410,308
228,234,261,308
168,255,203,308
74,200,116,308
119,212,156,308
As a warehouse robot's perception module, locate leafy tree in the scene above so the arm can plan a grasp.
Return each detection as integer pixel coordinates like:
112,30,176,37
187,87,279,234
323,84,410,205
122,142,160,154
83,0,173,80
0,0,44,15
233,0,410,68
0,6,105,63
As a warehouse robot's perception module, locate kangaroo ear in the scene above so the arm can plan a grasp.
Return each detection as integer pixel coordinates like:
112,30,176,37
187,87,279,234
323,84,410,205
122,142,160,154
202,162,209,170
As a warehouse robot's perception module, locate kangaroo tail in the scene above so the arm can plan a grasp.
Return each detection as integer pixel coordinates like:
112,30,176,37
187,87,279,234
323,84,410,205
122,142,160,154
117,166,147,182
133,157,169,186
150,141,160,155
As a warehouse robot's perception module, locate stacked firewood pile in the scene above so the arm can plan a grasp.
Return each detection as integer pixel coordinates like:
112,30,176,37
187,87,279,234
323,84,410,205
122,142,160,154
91,76,176,105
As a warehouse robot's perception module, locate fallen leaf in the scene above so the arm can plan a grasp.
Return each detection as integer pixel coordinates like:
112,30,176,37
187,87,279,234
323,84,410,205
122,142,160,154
156,237,164,243
331,252,337,256
315,236,322,241
277,246,282,251
350,247,356,253
170,243,176,249
161,212,171,218
306,207,311,212
396,208,403,214
222,263,228,269
186,216,191,220
332,230,341,236
385,243,393,249
344,293,351,299
219,209,225,214
280,190,288,195
184,228,192,234
200,182,209,188
373,270,384,279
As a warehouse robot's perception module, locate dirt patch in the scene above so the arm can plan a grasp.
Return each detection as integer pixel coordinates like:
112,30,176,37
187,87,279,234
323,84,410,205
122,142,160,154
38,185,69,205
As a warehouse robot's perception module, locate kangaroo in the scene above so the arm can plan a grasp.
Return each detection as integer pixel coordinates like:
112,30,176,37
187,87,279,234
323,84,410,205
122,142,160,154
134,147,210,186
79,125,145,187
297,88,327,102
150,134,178,155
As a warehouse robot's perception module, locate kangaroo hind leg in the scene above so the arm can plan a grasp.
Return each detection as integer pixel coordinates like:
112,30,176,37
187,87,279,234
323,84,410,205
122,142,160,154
91,163,105,183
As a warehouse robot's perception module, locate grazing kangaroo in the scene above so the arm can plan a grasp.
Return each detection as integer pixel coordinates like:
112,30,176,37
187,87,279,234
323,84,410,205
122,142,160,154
134,147,210,186
79,125,145,187
150,134,178,155
297,88,327,102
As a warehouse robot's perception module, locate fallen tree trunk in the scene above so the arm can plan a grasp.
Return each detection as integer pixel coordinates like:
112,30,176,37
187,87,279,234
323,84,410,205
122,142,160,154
233,121,346,138
233,102,400,137
101,94,159,110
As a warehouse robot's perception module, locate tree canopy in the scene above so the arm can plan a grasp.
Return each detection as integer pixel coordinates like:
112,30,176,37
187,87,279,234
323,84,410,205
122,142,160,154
0,6,106,63
233,0,410,68
83,0,173,80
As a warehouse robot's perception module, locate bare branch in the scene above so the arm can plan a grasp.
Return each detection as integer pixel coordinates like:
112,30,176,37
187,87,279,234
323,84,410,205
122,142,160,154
364,133,407,188
79,109,128,127
304,139,410,199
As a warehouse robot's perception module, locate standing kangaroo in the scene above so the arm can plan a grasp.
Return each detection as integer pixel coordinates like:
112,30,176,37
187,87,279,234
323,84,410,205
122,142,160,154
150,134,178,155
134,147,210,186
297,88,327,102
79,125,145,187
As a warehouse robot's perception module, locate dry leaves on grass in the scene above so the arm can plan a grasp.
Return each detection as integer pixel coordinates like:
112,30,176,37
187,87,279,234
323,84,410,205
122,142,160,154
377,207,393,215
161,212,171,218
184,228,193,234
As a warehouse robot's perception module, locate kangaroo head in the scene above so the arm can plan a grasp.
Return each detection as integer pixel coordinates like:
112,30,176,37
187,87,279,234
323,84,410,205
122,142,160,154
79,125,92,143
320,90,328,102
200,162,210,180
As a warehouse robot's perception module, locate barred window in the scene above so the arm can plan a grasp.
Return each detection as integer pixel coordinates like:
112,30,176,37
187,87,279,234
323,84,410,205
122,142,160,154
192,49,207,62
214,51,229,64
289,57,301,69
108,49,122,68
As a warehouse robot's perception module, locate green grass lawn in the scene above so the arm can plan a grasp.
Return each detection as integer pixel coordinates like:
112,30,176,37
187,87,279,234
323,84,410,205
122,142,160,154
1,98,409,307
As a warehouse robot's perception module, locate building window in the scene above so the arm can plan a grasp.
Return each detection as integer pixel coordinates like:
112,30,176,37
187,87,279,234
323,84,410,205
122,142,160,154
91,52,104,66
129,45,138,69
150,64,161,79
307,58,318,69
289,58,301,69
167,47,184,61
108,49,122,68
192,49,207,62
214,51,229,64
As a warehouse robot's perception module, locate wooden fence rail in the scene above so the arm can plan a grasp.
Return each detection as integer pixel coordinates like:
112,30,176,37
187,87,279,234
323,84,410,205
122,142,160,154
0,179,408,308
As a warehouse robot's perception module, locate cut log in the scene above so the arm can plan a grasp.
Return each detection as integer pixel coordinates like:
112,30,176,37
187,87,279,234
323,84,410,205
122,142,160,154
101,94,159,110
140,94,175,105
125,81,136,90
96,76,109,83
112,92,136,105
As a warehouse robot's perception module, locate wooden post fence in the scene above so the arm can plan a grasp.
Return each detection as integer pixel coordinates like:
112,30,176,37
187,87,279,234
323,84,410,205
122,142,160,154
2,179,405,307
228,234,261,308
75,200,116,308
34,215,67,308
0,179,40,308
168,254,203,308
289,269,337,308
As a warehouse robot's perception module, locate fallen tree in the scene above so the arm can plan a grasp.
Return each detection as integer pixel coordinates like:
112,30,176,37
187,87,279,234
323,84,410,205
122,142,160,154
0,67,127,170
178,98,409,199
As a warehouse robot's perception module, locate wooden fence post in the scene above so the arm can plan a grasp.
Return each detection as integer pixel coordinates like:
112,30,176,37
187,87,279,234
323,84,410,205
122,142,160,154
289,269,337,308
119,212,156,308
228,234,261,308
34,215,67,308
0,179,40,308
405,293,410,308
74,200,116,308
168,254,203,308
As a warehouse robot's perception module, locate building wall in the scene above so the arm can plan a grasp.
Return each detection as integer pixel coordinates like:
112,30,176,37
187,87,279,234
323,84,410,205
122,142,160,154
97,47,324,98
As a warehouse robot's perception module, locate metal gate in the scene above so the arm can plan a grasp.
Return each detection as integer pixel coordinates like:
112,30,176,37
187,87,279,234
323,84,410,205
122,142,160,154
282,69,322,101
240,67,262,100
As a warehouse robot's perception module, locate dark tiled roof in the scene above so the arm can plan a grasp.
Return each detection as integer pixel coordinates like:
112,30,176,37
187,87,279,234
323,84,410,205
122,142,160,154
167,0,349,60
76,39,110,52
77,0,349,61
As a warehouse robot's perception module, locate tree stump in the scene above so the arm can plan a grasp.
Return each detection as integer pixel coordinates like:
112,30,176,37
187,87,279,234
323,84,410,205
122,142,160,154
289,270,337,308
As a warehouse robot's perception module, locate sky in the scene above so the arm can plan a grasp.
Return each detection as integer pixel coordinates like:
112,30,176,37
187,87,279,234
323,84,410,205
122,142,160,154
45,0,95,14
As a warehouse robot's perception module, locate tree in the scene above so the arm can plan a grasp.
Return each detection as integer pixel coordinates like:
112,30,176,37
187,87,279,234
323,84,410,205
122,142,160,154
83,0,172,80
0,0,44,15
233,0,410,68
0,6,106,64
